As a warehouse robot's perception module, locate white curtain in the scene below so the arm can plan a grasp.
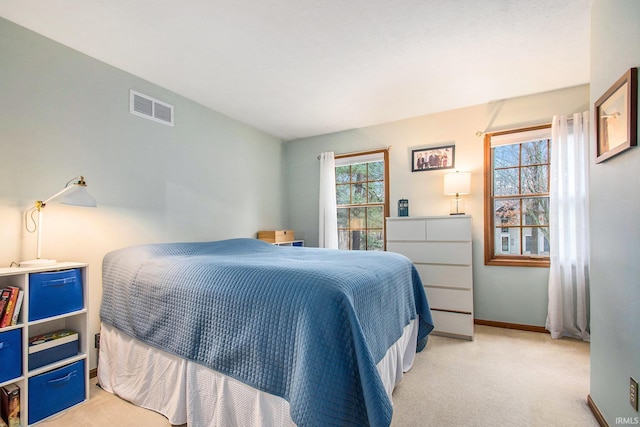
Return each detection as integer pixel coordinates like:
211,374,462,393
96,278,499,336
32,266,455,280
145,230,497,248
546,112,590,341
319,152,338,249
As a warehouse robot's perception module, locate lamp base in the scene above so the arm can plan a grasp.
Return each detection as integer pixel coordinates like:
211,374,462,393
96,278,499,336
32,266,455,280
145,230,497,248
449,197,465,215
18,258,58,268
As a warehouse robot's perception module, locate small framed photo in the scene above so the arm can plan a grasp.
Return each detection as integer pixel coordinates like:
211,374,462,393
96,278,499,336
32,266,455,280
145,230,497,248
411,144,455,172
595,67,637,163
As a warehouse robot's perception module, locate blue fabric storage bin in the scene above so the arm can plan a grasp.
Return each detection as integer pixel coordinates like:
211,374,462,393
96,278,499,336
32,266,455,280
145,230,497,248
28,359,85,424
29,269,83,321
0,329,22,383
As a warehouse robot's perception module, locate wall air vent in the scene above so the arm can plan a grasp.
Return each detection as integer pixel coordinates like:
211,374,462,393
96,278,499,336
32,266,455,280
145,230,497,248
129,90,174,126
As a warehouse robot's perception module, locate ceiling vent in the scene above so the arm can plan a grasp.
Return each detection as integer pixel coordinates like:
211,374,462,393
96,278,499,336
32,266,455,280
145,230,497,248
129,90,174,126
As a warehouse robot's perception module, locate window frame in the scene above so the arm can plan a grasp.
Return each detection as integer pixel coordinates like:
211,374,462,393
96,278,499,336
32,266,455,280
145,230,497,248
335,149,390,251
484,125,551,268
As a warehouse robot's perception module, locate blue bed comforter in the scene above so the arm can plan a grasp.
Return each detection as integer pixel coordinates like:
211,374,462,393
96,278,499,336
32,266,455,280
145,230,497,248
100,238,433,427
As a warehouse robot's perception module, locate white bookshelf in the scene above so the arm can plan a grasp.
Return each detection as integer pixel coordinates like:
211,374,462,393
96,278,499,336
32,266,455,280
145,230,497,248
0,262,89,425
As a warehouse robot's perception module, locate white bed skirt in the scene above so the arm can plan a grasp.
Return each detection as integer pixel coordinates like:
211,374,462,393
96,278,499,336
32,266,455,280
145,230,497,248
98,319,418,426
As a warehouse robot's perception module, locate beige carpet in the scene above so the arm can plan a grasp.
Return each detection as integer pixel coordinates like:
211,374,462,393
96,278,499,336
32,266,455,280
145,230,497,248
37,325,596,427
391,325,597,427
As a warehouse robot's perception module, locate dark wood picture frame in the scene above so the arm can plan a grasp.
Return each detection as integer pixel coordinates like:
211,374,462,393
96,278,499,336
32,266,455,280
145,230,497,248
594,67,637,163
411,144,455,172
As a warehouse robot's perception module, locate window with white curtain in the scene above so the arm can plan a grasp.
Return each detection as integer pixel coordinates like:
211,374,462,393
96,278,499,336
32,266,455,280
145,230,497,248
335,150,389,251
484,125,551,267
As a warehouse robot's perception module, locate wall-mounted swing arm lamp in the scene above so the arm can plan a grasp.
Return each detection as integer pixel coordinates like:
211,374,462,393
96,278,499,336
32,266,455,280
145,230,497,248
20,175,97,268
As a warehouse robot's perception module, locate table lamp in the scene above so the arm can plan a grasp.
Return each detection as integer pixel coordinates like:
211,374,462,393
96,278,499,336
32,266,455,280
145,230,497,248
443,171,470,215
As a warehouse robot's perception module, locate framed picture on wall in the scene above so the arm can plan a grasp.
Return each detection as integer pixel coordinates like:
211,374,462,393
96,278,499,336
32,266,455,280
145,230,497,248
594,67,637,163
411,144,455,172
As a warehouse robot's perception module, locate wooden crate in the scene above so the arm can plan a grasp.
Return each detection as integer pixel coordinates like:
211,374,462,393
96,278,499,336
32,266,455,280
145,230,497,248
258,230,295,243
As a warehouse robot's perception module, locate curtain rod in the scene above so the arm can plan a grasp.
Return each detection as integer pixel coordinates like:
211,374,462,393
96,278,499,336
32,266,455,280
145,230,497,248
477,114,584,137
476,123,552,138
317,146,391,160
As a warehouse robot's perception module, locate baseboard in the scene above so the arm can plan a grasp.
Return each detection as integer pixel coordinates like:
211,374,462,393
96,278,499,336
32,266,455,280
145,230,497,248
587,394,609,427
474,319,548,334
90,367,97,379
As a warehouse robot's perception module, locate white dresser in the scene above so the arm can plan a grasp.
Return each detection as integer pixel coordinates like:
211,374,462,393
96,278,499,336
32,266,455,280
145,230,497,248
386,216,473,340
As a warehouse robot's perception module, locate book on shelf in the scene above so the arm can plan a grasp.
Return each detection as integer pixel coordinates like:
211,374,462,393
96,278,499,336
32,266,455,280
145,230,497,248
10,291,23,327
0,288,19,328
0,290,11,327
29,329,78,349
0,383,19,427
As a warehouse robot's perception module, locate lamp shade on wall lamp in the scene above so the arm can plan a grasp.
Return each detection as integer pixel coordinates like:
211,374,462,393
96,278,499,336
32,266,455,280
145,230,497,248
20,176,96,267
60,183,97,208
443,171,471,215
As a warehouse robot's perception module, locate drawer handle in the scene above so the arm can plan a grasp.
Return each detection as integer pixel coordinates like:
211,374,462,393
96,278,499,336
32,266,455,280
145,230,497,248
42,277,76,287
0,341,11,350
45,370,77,386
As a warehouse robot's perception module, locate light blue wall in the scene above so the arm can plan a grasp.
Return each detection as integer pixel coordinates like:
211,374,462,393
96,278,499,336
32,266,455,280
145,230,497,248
0,18,287,369
286,85,589,327
589,1,640,423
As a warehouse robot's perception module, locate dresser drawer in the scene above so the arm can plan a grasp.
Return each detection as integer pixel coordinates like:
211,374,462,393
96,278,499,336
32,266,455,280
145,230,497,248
431,310,473,339
387,241,471,265
386,219,426,240
425,287,473,313
415,264,472,290
425,217,471,241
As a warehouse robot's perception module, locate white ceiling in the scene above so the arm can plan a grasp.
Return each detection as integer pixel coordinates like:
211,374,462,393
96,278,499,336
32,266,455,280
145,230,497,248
0,0,593,140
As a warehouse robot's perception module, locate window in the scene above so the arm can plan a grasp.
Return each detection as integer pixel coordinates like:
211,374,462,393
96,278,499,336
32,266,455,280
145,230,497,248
484,125,551,267
335,150,389,251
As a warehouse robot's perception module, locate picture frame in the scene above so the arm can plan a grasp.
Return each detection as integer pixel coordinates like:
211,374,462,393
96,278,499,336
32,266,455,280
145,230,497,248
594,67,637,163
411,144,455,172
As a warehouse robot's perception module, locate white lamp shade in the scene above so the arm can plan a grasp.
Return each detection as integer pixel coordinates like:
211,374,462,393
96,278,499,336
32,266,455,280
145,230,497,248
444,172,471,195
61,184,97,207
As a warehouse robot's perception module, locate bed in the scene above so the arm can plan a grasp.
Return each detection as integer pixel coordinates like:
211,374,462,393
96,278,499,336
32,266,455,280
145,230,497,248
98,238,434,426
